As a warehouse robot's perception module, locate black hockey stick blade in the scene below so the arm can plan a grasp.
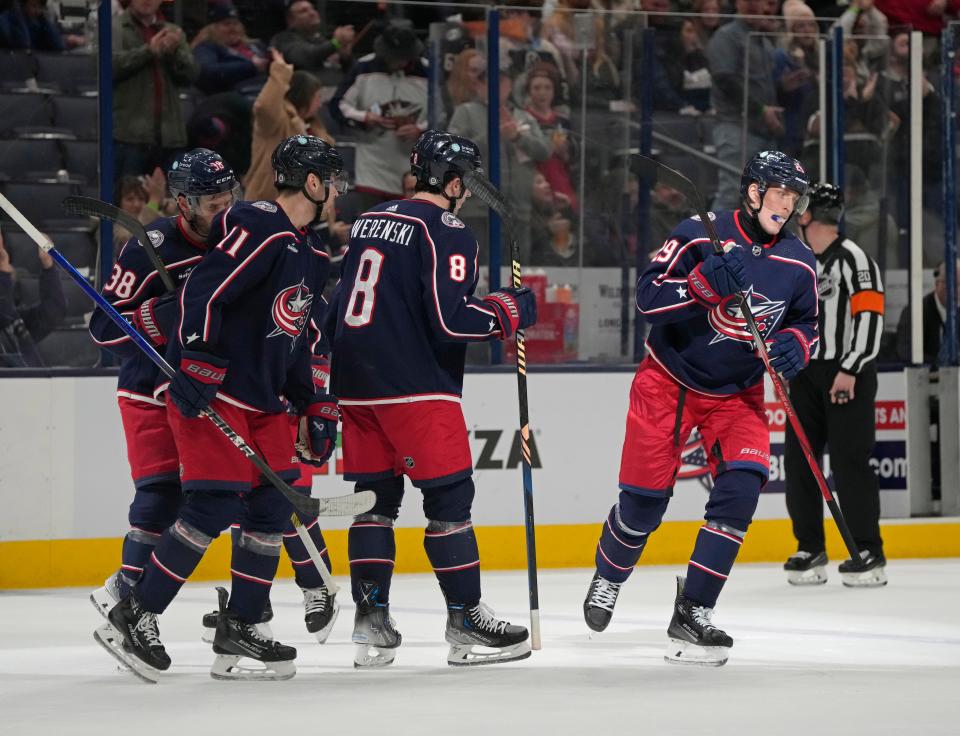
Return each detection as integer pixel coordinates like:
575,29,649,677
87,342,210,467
632,155,712,229
62,195,177,292
462,172,517,229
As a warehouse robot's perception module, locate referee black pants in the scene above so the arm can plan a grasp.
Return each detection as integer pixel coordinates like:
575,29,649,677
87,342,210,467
784,360,884,557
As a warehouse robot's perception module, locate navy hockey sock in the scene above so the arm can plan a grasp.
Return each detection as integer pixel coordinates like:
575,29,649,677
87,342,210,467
683,522,745,608
282,515,331,589
595,501,658,583
135,520,212,613
349,515,396,603
119,527,162,595
229,530,282,622
423,520,481,605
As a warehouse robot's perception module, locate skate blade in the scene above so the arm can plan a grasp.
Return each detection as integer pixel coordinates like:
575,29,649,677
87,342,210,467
447,640,532,667
93,623,160,684
89,586,118,620
210,654,295,681
309,600,340,644
353,642,397,668
787,567,828,586
841,567,888,588
664,637,729,667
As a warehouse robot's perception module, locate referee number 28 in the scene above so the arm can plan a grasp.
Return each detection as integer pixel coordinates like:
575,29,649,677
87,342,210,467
344,248,384,327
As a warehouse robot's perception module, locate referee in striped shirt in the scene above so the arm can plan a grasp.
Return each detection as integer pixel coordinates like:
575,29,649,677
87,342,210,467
783,183,887,588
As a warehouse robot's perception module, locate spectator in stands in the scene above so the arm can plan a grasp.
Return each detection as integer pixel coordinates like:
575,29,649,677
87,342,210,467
875,0,960,38
500,0,570,108
245,48,334,202
192,1,269,97
187,92,254,177
843,163,900,270
448,66,549,263
112,0,199,179
774,2,819,158
656,17,713,114
896,260,960,367
443,47,486,122
691,0,723,46
707,0,783,208
112,170,176,249
0,0,82,51
0,229,65,368
271,0,354,83
524,63,578,210
836,0,890,73
329,20,427,210
758,0,782,33
530,171,577,266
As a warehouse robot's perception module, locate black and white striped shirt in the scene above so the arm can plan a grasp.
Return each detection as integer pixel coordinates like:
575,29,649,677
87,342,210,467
811,237,884,373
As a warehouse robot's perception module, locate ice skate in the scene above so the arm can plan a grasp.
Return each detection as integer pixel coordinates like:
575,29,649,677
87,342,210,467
303,585,339,643
664,576,733,667
94,595,170,684
352,580,401,668
784,550,828,586
839,550,888,588
89,571,121,619
210,588,296,681
583,572,623,632
445,601,531,666
202,598,273,644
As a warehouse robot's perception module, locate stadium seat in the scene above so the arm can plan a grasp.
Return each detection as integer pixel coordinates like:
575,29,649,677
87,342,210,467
34,53,97,95
0,181,75,227
61,139,98,181
59,272,94,319
50,230,97,271
52,95,98,140
0,93,54,137
0,138,64,178
0,51,37,86
36,327,100,367
3,231,45,275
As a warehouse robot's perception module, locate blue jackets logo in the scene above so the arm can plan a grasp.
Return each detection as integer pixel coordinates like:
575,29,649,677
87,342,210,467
708,286,785,345
267,279,313,347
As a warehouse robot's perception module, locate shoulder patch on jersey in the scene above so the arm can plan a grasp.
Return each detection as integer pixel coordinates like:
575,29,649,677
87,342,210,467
146,230,164,248
252,201,278,213
441,211,465,229
386,204,399,212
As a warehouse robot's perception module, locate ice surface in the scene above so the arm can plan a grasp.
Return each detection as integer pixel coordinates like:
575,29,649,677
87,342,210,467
1,561,958,735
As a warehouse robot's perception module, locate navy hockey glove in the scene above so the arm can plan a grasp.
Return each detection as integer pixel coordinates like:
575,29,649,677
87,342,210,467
687,246,747,306
131,293,178,348
483,287,538,339
767,330,808,379
169,346,228,418
296,392,340,467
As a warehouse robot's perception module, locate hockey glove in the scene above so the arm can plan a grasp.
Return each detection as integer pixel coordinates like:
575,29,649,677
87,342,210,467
169,345,228,418
131,293,178,348
687,247,747,307
296,392,340,467
767,330,808,379
483,287,538,340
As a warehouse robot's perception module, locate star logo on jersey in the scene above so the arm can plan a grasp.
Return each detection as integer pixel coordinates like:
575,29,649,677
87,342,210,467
707,287,785,345
675,284,688,299
267,279,313,349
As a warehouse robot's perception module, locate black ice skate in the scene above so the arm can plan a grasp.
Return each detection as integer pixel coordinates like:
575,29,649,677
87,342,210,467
583,572,623,632
303,585,339,643
784,550,828,586
94,595,170,684
89,571,121,619
839,550,888,588
352,580,401,668
664,576,733,667
201,598,273,644
445,601,531,666
210,587,296,681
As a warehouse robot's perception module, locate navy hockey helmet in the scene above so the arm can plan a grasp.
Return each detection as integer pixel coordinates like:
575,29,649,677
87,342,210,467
272,134,347,205
410,129,483,191
805,182,844,224
168,148,239,206
740,150,811,215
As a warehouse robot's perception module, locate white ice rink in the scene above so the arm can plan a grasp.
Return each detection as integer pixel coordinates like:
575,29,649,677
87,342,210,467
1,561,958,736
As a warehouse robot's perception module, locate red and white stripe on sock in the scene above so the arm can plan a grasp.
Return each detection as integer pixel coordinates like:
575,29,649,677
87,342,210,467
682,522,745,608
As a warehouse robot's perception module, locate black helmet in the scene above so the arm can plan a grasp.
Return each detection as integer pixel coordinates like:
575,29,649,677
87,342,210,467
410,129,483,191
272,134,347,199
806,182,844,224
740,150,811,214
168,148,239,206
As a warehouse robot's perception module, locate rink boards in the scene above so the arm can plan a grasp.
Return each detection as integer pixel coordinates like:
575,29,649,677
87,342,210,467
1,371,957,588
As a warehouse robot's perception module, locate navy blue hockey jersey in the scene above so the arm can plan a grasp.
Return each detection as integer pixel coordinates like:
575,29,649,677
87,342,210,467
330,198,500,404
162,201,331,413
89,215,207,404
638,209,819,395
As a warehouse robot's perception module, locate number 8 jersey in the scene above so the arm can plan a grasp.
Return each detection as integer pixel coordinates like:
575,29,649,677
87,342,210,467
329,198,501,405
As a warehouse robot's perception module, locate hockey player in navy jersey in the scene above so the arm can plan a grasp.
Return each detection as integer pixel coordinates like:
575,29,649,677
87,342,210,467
95,135,346,682
88,148,240,619
582,151,819,666
329,130,537,667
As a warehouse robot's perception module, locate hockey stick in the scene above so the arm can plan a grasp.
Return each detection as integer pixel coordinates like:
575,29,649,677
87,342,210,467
632,156,863,562
0,191,370,519
62,196,176,292
463,171,542,650
62,197,341,592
